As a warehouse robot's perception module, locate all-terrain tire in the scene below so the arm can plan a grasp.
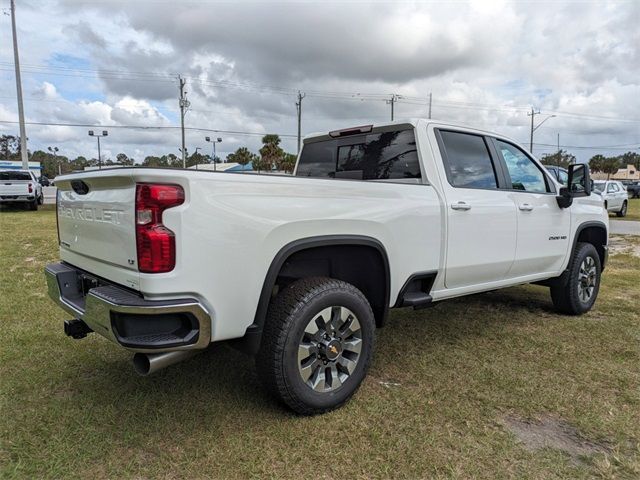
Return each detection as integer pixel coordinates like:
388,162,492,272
616,200,627,217
256,277,375,415
550,242,601,315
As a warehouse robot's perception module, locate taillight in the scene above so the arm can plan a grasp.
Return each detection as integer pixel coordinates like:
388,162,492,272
28,183,33,193
135,183,184,273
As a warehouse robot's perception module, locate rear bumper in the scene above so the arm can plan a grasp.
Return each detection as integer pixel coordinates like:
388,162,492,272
0,195,36,202
45,262,212,353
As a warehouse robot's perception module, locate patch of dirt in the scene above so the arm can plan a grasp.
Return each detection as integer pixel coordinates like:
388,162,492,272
609,235,640,258
502,414,609,464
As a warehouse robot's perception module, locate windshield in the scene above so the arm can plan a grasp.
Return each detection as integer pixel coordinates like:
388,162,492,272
0,171,31,181
593,181,606,192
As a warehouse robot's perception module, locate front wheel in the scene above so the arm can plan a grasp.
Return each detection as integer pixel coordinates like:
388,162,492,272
616,200,627,217
550,242,601,315
256,277,375,415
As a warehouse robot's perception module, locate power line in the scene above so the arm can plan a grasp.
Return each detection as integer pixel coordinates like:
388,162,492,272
0,119,297,138
2,63,638,123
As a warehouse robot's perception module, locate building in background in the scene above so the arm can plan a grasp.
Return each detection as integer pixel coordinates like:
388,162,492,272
592,164,639,181
0,160,41,172
187,162,253,172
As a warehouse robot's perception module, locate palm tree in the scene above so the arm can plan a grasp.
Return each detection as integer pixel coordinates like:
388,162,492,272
259,134,284,171
226,147,257,167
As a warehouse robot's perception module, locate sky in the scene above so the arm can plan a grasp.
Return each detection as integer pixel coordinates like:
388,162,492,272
0,0,638,163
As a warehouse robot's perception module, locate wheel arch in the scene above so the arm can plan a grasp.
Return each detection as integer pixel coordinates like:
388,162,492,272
233,235,390,356
574,221,608,271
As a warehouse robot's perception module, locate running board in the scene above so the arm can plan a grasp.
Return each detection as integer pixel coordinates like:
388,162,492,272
401,292,433,309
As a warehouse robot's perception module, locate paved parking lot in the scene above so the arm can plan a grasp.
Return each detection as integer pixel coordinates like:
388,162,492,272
43,186,57,204
610,220,640,236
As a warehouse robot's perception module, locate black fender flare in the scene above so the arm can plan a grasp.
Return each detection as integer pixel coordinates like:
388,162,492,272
234,235,390,355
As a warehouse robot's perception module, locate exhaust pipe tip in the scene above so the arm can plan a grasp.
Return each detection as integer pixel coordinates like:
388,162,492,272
132,350,200,376
132,353,151,376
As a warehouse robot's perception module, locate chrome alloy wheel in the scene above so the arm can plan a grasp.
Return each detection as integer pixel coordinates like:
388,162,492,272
297,306,362,392
577,256,597,302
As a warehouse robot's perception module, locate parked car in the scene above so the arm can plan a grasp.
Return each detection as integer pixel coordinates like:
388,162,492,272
544,165,569,185
0,169,43,210
45,119,608,414
593,180,629,216
624,180,640,199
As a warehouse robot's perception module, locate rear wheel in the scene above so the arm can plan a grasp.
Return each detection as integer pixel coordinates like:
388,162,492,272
550,242,601,315
28,199,38,211
616,200,627,217
256,277,375,415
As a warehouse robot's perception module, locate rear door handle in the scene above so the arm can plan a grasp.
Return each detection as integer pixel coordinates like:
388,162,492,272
519,203,534,211
451,201,471,211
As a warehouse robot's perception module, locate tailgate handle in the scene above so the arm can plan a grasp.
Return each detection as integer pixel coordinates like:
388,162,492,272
71,180,90,195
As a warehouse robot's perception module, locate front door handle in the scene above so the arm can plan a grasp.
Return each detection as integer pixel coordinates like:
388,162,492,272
519,203,534,211
451,201,471,211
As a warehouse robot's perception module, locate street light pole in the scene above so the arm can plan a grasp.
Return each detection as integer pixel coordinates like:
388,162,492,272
527,108,556,154
205,136,222,171
88,130,108,169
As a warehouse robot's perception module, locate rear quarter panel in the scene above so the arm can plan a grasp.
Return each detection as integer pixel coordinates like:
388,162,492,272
132,170,442,341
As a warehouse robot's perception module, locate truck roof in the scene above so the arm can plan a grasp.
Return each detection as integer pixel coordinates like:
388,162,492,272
302,118,522,148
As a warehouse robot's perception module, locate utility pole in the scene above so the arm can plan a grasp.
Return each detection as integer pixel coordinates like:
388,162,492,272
528,107,557,154
528,107,539,153
428,92,432,119
387,94,401,121
178,75,190,169
295,91,305,154
10,0,28,169
557,133,561,169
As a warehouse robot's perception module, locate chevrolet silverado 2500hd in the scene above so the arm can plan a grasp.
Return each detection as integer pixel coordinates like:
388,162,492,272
0,169,43,210
45,119,608,414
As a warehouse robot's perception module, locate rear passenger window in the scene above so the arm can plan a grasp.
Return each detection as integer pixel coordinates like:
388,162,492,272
439,131,497,189
296,128,421,181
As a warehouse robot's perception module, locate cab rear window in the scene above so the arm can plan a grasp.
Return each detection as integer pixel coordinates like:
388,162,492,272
296,128,421,181
0,171,31,181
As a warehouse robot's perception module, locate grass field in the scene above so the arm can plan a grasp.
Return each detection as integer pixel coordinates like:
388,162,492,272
1,206,639,479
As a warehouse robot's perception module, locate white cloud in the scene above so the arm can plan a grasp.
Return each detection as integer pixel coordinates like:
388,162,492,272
0,0,637,163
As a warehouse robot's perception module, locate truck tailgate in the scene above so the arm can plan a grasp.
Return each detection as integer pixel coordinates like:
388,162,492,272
0,181,30,196
56,174,138,272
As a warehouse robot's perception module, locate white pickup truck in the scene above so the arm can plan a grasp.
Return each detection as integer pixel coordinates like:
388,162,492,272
45,119,608,414
0,169,43,210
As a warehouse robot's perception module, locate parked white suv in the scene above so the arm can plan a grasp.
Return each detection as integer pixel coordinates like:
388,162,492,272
45,119,608,414
593,180,629,217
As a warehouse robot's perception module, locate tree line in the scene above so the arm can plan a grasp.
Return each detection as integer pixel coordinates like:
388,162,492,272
1,134,297,178
538,149,639,179
3,132,637,180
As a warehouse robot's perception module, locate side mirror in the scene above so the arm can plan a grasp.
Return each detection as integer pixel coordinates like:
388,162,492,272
556,163,591,208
